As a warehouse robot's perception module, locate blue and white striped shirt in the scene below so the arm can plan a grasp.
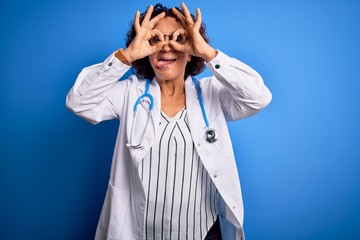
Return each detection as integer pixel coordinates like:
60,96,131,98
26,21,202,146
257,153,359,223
139,108,218,240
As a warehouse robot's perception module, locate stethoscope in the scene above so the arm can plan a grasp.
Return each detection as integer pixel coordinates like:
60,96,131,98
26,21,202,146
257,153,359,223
126,77,218,149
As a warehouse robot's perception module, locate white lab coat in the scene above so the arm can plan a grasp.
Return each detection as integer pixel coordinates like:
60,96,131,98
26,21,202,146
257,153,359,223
66,50,272,240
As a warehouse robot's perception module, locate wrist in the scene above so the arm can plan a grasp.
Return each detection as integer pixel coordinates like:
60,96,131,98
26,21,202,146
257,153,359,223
202,48,218,62
115,48,132,66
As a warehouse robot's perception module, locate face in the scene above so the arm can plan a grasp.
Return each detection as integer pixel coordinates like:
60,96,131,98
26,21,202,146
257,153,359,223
148,17,191,82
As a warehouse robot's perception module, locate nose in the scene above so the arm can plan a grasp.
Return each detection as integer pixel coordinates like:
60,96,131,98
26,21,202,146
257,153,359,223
163,34,171,41
161,34,173,52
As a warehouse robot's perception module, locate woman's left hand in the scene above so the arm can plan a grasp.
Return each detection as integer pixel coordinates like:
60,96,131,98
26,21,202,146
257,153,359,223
171,3,217,62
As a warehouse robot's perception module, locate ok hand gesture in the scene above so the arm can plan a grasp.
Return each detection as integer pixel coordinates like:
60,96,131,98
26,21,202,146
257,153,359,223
122,6,167,62
170,3,217,62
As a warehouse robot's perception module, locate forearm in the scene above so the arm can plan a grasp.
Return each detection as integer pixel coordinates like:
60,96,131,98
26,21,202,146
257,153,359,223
207,50,272,120
66,52,130,123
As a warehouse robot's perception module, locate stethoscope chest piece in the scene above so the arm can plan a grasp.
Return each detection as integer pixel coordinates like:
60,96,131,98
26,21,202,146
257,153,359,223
205,128,218,143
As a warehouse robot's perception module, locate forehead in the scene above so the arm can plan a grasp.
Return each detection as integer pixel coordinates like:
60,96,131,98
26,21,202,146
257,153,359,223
153,17,184,32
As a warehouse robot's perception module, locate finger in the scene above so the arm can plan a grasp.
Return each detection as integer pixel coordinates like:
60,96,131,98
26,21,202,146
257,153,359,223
194,8,202,29
154,41,166,51
134,10,140,32
171,29,185,37
170,29,186,43
151,29,165,41
171,7,186,27
148,12,166,28
142,5,154,24
151,30,166,51
181,2,194,24
148,29,164,47
169,41,185,52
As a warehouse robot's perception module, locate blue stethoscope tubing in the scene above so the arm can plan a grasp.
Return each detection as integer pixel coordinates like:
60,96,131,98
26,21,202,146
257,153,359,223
126,80,154,149
191,78,218,143
133,79,154,112
126,77,218,149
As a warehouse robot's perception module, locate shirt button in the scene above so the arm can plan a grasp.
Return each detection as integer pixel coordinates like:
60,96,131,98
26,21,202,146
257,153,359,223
197,143,201,147
213,174,218,178
215,64,220,69
233,206,236,209
108,62,113,66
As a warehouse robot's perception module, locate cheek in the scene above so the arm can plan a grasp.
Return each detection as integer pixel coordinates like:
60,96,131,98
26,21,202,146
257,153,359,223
148,54,157,68
179,53,191,64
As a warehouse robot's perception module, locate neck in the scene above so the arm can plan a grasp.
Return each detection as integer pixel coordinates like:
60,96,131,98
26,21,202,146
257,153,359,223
158,76,187,117
158,77,185,97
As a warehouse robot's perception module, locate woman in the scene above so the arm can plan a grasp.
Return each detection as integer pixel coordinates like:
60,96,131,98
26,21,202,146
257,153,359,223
66,3,271,240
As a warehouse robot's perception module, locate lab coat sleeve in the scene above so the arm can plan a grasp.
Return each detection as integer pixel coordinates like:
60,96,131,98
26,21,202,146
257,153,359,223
66,53,131,124
206,50,272,121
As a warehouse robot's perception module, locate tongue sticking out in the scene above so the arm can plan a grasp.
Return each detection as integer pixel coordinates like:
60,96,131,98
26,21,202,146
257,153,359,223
156,59,176,68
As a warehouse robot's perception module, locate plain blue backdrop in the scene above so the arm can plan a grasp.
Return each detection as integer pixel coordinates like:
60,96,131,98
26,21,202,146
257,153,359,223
1,0,360,239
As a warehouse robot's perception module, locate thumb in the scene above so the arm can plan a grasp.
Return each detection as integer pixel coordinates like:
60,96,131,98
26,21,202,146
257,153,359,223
169,41,183,51
169,29,188,53
153,41,166,52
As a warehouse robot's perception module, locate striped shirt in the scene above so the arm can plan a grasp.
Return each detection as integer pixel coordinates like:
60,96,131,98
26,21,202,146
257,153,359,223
139,108,218,240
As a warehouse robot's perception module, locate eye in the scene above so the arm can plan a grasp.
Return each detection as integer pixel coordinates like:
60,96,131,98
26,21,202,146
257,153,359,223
176,35,182,42
174,34,186,44
149,36,161,46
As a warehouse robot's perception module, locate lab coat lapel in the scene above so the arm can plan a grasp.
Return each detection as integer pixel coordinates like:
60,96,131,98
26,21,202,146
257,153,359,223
129,77,161,162
149,77,161,139
185,77,207,147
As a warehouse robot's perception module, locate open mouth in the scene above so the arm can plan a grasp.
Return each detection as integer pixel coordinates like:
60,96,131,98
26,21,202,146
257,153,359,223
156,58,176,68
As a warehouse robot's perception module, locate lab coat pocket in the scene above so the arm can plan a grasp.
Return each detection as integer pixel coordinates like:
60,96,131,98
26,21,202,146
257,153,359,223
98,183,130,240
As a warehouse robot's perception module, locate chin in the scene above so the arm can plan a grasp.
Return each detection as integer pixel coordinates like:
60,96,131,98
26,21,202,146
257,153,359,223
155,72,184,82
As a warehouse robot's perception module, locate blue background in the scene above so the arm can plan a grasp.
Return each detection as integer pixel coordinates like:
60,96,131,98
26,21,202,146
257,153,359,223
1,0,360,239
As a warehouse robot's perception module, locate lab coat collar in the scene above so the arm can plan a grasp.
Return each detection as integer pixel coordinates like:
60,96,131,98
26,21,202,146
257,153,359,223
133,76,205,163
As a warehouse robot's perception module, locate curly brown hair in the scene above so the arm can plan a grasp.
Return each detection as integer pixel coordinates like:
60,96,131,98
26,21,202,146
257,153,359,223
125,3,210,79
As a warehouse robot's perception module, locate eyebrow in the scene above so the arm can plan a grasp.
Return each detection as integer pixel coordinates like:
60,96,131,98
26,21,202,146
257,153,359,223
162,31,176,38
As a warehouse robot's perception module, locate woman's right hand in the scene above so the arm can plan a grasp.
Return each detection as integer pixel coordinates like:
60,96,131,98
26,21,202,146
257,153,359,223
121,6,166,63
